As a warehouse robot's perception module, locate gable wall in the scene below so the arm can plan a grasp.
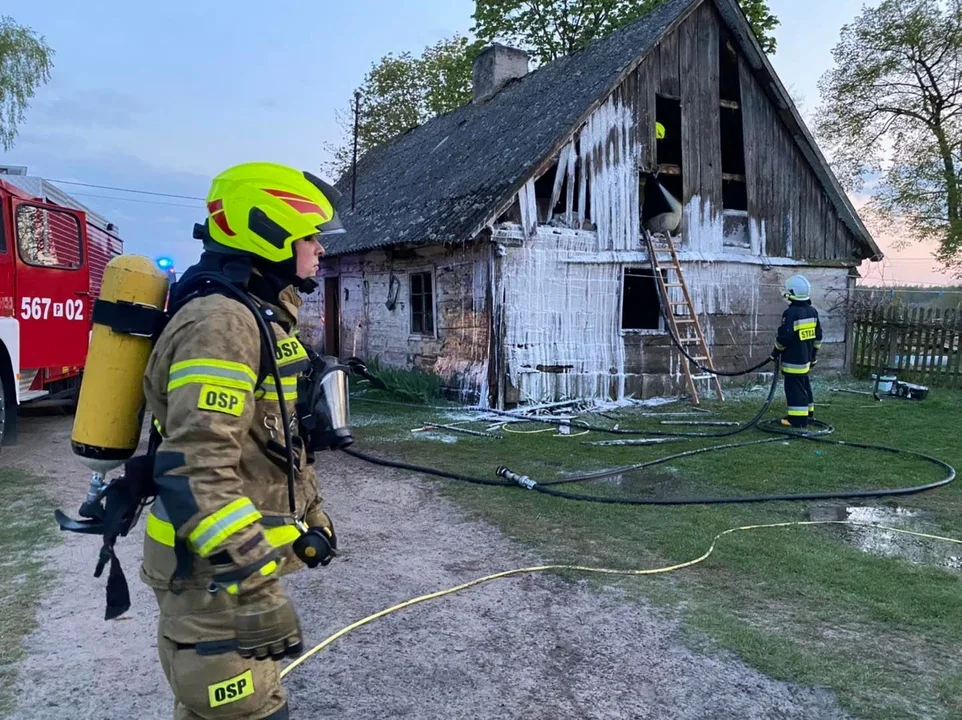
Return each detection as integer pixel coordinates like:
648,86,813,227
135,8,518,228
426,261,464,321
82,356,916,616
622,0,862,261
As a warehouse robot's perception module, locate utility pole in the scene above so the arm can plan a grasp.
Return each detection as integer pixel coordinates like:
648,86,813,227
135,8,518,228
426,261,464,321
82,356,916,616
351,90,362,211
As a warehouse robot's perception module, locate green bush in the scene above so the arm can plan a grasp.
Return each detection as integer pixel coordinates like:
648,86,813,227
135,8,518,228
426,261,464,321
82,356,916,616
360,357,446,404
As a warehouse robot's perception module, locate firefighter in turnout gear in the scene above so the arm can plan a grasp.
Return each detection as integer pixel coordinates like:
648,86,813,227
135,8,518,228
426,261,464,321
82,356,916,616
771,275,823,429
139,162,347,719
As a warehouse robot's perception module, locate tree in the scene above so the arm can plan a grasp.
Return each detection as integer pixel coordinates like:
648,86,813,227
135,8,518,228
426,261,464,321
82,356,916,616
0,16,54,151
817,0,962,273
323,35,475,180
471,0,780,62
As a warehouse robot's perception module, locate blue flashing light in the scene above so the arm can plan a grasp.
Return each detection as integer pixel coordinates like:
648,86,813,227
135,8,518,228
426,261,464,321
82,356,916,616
156,256,174,270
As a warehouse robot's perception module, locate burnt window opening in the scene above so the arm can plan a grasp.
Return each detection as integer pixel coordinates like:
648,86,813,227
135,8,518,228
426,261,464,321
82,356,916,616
719,37,741,104
533,162,568,222
410,271,435,336
656,95,683,169
719,32,748,215
531,144,589,227
495,142,590,229
622,268,667,332
652,95,684,237
722,180,747,212
582,154,592,227
720,108,746,180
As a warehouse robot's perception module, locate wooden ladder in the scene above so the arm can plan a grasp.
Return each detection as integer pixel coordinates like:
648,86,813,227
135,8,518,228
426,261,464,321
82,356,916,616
643,228,724,405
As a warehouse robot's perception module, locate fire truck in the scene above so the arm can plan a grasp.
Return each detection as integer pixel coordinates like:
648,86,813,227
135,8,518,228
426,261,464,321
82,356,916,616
0,167,124,449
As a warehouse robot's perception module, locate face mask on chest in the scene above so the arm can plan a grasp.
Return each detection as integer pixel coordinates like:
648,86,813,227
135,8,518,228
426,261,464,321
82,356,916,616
297,355,353,453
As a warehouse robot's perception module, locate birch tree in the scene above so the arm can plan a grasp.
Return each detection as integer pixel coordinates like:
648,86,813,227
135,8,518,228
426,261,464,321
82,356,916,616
0,16,54,150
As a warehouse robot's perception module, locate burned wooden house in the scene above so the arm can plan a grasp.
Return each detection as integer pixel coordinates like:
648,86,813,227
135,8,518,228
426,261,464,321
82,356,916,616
302,0,883,407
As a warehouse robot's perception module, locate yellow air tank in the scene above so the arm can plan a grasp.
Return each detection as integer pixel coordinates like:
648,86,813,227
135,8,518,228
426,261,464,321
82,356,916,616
71,255,170,475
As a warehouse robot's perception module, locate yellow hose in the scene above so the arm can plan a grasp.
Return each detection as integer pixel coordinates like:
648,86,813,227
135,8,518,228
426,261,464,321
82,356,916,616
280,519,962,679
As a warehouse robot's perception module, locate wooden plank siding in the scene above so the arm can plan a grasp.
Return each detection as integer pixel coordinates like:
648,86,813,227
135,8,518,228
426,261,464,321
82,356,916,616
619,0,863,263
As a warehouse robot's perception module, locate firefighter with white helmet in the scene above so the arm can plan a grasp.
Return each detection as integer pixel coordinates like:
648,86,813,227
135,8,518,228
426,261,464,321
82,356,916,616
770,274,823,428
139,162,348,719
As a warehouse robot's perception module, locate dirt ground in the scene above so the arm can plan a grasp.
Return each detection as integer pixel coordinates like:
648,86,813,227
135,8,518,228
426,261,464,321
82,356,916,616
3,414,850,720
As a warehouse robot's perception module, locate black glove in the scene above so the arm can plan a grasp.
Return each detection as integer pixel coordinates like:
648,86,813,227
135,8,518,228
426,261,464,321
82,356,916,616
769,349,782,362
293,523,337,569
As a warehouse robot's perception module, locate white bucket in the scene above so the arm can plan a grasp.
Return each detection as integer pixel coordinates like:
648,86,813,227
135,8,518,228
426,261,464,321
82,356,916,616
872,374,897,393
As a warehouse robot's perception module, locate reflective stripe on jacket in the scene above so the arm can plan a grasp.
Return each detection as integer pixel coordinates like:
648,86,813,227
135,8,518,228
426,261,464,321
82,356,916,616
773,300,822,375
140,284,329,589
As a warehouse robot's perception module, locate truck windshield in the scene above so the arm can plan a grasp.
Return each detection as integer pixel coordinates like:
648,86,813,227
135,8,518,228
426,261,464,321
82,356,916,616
16,204,83,270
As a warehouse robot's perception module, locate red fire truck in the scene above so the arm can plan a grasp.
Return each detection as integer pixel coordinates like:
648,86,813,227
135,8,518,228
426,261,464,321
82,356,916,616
0,170,123,448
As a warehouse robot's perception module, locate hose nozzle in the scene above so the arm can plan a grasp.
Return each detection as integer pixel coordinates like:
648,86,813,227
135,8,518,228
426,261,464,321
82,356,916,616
497,466,537,490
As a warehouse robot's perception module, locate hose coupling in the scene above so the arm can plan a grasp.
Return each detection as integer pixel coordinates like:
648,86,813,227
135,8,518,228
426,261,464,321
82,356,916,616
497,466,537,490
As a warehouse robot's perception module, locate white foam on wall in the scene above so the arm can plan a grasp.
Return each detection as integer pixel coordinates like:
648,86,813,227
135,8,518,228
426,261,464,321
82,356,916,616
581,96,639,252
519,178,538,239
496,226,626,403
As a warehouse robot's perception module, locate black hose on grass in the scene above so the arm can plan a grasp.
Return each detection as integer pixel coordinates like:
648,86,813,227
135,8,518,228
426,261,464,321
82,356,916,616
343,256,955,505
345,416,957,506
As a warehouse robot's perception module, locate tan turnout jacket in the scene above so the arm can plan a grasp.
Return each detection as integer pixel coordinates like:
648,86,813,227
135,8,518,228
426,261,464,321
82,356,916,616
140,284,329,593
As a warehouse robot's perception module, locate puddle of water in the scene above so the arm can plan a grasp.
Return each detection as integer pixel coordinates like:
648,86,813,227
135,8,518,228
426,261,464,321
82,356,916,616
810,502,962,573
602,470,688,499
414,432,459,444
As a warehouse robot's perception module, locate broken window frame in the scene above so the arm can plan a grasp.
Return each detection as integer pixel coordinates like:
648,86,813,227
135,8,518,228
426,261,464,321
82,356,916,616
409,269,436,337
527,140,591,230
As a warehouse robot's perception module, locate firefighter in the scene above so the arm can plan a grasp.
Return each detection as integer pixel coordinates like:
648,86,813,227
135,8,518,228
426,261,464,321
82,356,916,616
770,275,823,428
139,162,346,720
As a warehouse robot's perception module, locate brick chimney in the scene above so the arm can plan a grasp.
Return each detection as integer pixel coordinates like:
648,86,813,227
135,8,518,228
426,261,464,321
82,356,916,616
472,44,530,103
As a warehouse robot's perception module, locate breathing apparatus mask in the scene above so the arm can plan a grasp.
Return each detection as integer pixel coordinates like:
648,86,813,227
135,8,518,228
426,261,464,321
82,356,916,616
297,352,354,455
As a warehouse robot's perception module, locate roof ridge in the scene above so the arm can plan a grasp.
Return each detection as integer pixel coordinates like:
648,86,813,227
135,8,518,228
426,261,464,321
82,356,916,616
340,0,698,191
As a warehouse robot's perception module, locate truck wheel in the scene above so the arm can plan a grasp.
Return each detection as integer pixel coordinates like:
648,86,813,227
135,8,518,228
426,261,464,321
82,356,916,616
0,372,5,449
0,364,17,449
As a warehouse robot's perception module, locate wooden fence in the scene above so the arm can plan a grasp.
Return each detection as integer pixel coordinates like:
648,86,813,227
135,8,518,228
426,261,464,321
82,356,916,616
851,307,962,387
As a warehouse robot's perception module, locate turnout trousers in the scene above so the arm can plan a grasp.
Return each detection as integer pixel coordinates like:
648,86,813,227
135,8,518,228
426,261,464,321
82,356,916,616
151,584,290,720
144,532,292,720
783,373,814,428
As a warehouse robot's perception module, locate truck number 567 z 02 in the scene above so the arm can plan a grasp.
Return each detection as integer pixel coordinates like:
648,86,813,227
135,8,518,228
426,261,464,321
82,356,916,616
20,297,86,321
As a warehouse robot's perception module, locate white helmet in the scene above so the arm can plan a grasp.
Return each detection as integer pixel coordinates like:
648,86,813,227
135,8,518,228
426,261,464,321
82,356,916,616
783,275,811,302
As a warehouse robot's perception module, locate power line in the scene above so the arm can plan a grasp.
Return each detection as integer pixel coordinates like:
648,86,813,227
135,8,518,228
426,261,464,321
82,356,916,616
47,178,205,201
68,191,203,209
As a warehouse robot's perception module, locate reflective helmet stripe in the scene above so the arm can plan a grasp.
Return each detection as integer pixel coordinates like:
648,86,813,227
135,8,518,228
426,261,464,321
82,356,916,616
264,189,329,220
207,199,236,237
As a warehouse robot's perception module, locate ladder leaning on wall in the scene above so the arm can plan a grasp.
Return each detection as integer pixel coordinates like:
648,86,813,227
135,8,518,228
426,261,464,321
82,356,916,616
642,227,724,405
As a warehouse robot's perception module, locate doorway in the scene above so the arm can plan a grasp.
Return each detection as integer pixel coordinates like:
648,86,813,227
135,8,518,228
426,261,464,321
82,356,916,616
324,276,340,358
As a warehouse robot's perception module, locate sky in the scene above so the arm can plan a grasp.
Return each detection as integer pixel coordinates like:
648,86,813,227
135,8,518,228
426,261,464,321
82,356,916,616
0,0,955,287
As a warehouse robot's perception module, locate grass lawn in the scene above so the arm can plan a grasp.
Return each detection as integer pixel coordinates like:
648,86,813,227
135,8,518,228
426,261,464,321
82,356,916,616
347,374,962,720
0,467,61,715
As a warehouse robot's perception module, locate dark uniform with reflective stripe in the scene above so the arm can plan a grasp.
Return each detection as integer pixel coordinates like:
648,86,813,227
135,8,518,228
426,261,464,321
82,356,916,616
140,283,330,720
773,300,823,428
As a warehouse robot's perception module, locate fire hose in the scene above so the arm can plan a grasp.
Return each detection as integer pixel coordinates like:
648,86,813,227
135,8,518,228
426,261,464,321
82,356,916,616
280,519,962,680
279,239,958,682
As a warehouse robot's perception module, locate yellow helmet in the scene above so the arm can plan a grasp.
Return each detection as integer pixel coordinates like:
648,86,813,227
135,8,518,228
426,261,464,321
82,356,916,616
204,162,346,263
